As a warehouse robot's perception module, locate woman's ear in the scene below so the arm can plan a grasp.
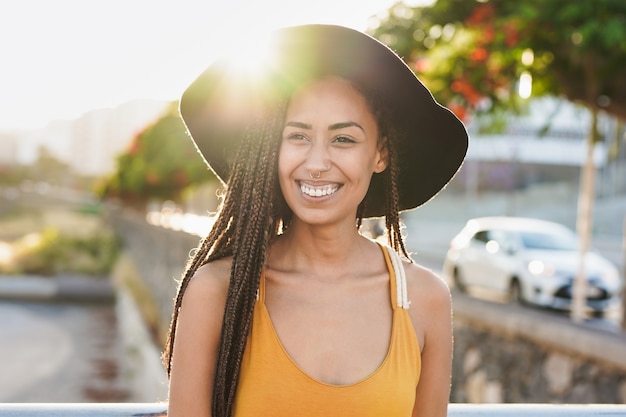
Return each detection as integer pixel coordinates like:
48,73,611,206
374,137,389,173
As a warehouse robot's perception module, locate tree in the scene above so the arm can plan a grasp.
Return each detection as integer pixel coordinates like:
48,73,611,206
371,0,626,321
97,102,214,207
371,0,626,121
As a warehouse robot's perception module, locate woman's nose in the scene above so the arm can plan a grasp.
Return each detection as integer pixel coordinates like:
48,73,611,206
305,141,331,172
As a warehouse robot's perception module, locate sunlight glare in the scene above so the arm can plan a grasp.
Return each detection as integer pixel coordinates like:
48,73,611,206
220,30,277,82
521,49,534,66
518,71,532,99
0,0,407,130
486,240,500,254
0,242,14,267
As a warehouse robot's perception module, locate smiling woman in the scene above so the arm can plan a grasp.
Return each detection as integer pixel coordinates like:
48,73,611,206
164,23,467,417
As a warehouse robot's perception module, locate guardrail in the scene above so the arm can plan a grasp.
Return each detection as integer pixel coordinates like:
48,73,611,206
1,403,626,416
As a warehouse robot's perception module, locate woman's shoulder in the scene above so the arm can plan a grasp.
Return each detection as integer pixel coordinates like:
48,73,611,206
400,259,452,350
402,260,451,310
168,257,233,415
183,256,232,304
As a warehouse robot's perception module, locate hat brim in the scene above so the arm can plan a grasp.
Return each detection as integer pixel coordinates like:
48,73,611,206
180,24,468,218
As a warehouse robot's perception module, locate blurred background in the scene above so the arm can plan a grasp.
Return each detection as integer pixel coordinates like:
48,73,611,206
0,0,625,405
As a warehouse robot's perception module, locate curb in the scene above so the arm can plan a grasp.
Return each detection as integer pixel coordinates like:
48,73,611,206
0,275,115,302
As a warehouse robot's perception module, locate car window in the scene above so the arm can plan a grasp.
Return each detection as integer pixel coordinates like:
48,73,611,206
473,230,490,243
488,230,508,245
519,230,577,251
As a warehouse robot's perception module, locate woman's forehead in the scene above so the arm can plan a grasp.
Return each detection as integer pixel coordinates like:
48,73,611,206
286,77,375,118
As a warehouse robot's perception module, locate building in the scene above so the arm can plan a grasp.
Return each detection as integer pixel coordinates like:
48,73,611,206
456,97,625,194
0,133,19,166
70,99,169,176
0,99,169,177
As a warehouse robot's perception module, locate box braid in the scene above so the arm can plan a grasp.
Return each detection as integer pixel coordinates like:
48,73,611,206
351,78,412,261
163,99,288,417
164,78,411,417
382,127,411,260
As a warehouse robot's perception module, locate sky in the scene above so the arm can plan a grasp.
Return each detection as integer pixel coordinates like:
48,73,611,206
0,0,427,131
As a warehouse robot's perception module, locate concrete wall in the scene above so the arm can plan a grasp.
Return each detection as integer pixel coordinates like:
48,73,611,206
451,295,626,404
108,207,201,342
108,206,626,404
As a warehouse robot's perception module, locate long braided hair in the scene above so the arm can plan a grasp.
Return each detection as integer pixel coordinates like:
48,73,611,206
163,78,411,417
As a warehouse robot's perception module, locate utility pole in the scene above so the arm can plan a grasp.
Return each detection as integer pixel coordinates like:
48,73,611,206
571,108,598,322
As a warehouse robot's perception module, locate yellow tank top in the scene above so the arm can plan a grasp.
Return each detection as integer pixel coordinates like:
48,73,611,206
233,244,421,417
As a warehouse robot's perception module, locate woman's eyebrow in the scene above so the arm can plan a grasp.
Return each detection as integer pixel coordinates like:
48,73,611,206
329,121,364,132
284,121,312,129
284,121,364,132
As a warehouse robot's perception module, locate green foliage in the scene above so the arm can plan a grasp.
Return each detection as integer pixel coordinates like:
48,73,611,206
0,165,29,187
0,148,74,188
5,226,119,276
0,205,120,277
370,0,626,121
97,102,214,205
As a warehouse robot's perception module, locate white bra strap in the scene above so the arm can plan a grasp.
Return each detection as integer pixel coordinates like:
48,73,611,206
385,246,410,309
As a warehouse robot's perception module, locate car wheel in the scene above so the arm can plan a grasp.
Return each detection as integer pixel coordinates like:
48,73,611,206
510,279,524,304
591,309,605,319
453,267,467,293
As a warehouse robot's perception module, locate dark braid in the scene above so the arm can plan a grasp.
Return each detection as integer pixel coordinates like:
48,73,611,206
382,130,411,260
352,81,412,262
355,201,365,229
163,98,287,417
213,117,281,416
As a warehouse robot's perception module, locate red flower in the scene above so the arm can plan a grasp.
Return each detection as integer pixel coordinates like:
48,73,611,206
470,47,488,62
413,58,429,73
447,102,468,123
451,77,483,106
128,138,141,156
466,3,495,27
503,22,519,47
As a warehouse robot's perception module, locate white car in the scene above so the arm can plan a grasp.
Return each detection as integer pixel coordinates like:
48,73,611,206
443,217,622,316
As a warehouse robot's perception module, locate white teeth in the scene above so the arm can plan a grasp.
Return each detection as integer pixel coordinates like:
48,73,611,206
300,183,338,197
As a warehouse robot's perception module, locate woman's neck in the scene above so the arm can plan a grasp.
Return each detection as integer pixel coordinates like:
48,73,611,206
267,220,377,279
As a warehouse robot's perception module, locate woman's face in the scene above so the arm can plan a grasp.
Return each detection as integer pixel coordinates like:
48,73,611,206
278,76,387,226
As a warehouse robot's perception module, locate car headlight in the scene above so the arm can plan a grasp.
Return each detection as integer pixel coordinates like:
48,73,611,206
527,260,556,277
600,267,620,287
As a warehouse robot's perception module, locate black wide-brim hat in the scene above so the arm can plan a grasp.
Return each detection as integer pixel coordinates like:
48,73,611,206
180,24,468,218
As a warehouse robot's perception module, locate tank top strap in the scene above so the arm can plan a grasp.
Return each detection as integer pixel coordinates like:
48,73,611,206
378,243,410,310
257,270,266,302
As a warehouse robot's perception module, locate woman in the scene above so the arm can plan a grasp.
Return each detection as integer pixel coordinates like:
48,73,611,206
164,24,468,417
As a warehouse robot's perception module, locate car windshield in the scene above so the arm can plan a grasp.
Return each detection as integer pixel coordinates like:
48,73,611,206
519,230,577,251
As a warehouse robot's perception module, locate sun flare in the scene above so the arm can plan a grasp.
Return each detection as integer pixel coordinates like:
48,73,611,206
218,30,278,82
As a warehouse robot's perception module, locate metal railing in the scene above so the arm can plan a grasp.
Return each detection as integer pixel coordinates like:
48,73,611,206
1,403,626,416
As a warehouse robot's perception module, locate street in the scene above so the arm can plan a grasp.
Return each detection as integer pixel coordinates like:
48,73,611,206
0,301,128,402
0,292,168,403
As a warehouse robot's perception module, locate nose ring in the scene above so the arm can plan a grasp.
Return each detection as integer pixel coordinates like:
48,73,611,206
309,171,321,179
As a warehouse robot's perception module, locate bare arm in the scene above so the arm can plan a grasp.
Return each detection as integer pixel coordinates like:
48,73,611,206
167,259,231,417
405,263,453,417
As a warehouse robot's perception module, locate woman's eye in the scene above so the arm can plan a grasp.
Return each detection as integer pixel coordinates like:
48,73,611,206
333,135,356,144
286,133,308,142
